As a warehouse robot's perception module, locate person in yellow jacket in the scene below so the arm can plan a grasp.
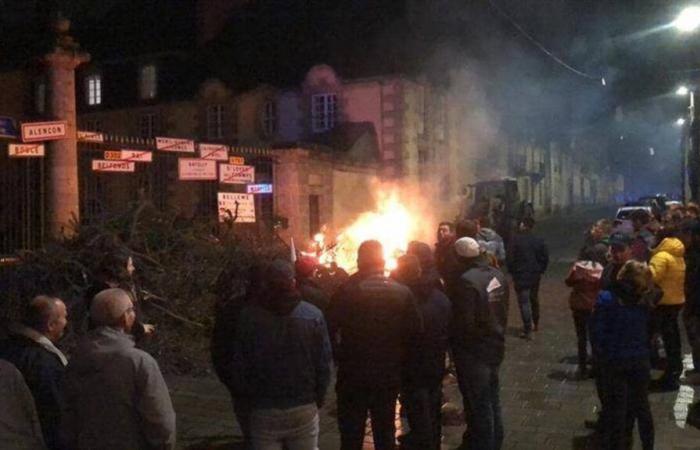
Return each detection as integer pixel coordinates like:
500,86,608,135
649,231,686,391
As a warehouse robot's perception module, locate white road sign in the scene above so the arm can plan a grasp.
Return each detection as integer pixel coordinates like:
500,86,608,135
8,143,45,157
77,131,105,143
246,184,273,194
21,121,67,142
92,160,135,172
104,150,153,162
199,143,229,160
219,164,255,184
155,137,195,152
178,158,217,180
217,192,256,223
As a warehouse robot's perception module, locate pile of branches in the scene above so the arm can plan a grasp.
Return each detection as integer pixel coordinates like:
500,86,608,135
0,201,287,375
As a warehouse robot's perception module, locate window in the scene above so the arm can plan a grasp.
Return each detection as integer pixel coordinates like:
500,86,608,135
139,113,157,138
86,74,102,106
207,104,225,139
311,93,337,133
309,195,320,237
139,65,157,100
263,100,276,136
86,119,102,132
35,81,46,113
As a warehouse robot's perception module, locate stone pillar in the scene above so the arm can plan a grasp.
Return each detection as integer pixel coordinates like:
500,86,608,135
43,17,90,238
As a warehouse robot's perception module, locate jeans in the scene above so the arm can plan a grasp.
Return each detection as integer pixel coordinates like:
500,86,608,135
598,359,654,450
336,383,398,450
572,310,592,369
452,352,503,450
516,279,540,333
401,385,442,450
655,305,683,380
683,308,700,371
250,404,319,450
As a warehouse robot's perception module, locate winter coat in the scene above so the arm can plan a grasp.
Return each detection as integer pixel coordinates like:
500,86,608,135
402,278,451,390
477,228,506,264
435,238,456,281
507,231,549,289
578,240,609,266
61,327,176,450
565,261,604,311
327,270,422,389
590,281,658,363
686,246,700,316
448,259,509,366
0,359,45,450
649,237,686,306
227,293,332,410
0,324,67,450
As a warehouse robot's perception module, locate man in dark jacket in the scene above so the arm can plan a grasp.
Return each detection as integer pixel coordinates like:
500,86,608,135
448,237,509,450
0,295,68,450
327,240,421,450
227,259,332,449
435,221,456,280
507,217,548,338
682,220,700,384
393,248,451,450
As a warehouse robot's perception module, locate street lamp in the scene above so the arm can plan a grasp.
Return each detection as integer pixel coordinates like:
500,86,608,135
677,85,690,96
674,6,700,32
677,117,688,126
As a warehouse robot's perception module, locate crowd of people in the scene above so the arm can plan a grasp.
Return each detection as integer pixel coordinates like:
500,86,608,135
2,200,698,450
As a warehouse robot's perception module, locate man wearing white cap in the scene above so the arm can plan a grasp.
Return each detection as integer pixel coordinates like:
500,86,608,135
61,288,176,450
448,237,509,450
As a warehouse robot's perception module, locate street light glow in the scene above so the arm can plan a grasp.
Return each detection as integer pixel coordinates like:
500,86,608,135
677,117,687,126
677,85,690,96
674,6,700,32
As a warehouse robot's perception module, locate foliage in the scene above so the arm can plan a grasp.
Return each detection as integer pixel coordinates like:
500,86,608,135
0,201,287,375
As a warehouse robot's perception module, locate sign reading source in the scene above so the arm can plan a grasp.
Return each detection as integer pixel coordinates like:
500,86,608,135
77,131,105,143
219,164,255,184
199,143,229,160
246,184,273,194
229,156,245,165
155,137,195,153
8,143,45,157
217,192,256,223
178,158,217,181
92,160,135,172
104,150,153,162
21,121,67,142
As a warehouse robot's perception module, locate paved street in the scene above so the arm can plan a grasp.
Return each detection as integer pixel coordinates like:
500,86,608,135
171,208,700,450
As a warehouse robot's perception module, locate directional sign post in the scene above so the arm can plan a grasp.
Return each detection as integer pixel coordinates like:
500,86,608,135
21,121,67,142
8,143,45,158
246,184,273,194
155,137,195,153
199,143,229,160
219,164,255,184
92,160,135,172
217,192,256,223
178,158,217,180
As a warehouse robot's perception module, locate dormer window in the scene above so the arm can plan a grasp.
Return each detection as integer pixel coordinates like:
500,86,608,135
86,74,102,106
311,93,337,133
139,64,157,100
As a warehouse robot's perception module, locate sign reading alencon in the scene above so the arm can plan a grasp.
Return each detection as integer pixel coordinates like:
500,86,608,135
246,184,273,194
21,121,67,142
77,131,105,143
155,137,195,152
199,143,229,160
8,143,45,157
178,158,217,180
92,160,135,172
217,192,256,223
104,150,153,162
219,164,255,184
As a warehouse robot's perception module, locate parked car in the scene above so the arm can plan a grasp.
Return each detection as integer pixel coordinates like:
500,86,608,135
615,206,653,221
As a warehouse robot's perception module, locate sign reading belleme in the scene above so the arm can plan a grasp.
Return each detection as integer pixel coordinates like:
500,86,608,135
217,192,256,223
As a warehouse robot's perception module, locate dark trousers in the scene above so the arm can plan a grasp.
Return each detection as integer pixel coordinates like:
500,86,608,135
231,395,253,449
572,310,592,369
453,352,503,450
598,360,654,450
683,308,700,371
655,305,683,380
401,385,442,450
336,383,398,450
516,278,541,333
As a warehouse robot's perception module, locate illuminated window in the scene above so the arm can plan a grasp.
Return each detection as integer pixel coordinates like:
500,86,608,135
311,93,337,133
207,104,225,139
139,65,157,100
86,74,102,106
263,100,276,136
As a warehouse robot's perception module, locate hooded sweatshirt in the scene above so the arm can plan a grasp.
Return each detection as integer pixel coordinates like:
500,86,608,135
61,327,176,450
649,237,686,306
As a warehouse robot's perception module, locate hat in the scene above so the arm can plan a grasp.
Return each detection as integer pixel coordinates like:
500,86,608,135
454,237,481,259
609,232,633,247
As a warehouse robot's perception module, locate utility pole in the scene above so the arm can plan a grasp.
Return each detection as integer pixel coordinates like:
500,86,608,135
43,16,90,238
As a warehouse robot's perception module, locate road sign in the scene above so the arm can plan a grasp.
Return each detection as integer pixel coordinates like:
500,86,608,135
199,143,229,160
0,116,19,138
155,137,195,152
92,160,135,172
77,131,105,143
219,164,255,184
104,150,153,162
21,121,67,142
229,156,245,165
217,192,256,223
178,158,217,180
246,183,273,194
8,143,45,157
